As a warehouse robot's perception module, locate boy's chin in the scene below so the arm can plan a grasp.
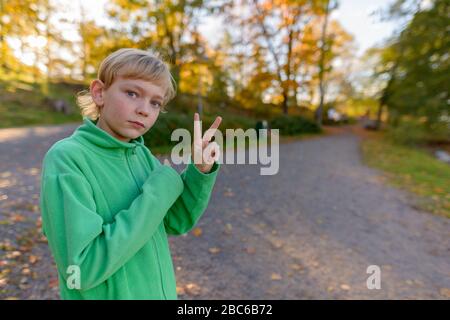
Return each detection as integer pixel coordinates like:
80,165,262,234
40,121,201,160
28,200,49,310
125,128,148,138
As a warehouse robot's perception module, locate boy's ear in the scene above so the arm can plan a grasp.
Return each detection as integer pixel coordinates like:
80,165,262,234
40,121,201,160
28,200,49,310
90,79,105,106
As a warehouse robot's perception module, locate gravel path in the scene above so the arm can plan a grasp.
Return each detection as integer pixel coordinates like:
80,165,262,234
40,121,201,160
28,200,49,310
0,122,449,299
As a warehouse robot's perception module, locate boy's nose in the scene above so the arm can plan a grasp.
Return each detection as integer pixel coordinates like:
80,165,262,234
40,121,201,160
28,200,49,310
136,104,150,117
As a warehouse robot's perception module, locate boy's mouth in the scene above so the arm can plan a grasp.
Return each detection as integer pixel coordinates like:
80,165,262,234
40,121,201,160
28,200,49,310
128,121,145,128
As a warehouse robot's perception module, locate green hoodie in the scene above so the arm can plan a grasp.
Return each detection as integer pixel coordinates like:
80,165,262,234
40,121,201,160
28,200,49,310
39,117,220,300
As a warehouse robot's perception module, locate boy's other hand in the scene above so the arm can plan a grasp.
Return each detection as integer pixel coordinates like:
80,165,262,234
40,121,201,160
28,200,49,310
192,112,222,173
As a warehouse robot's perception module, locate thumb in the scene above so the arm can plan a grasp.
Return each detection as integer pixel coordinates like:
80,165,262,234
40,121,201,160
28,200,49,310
163,158,172,167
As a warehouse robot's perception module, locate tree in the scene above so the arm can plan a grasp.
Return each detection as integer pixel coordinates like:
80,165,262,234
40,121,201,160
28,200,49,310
379,0,449,130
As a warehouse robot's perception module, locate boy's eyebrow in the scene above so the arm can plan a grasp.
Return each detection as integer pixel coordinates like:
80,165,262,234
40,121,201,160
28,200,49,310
125,83,164,100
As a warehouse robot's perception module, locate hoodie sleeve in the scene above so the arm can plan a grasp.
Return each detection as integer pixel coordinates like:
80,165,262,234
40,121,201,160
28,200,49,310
40,164,183,291
163,161,220,235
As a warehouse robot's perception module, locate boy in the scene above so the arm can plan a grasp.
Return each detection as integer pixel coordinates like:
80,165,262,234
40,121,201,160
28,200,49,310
39,48,222,299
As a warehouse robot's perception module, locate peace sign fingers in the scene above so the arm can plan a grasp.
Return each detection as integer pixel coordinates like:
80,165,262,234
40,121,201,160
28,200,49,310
192,113,222,167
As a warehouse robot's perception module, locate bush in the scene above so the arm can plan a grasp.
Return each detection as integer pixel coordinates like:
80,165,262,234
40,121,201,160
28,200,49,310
270,115,321,135
143,111,256,148
386,119,450,146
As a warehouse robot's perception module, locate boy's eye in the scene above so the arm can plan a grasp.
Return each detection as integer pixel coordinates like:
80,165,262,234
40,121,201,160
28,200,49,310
151,101,162,109
126,90,138,98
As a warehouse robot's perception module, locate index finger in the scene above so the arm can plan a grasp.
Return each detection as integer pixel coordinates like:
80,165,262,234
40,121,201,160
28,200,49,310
194,112,202,145
203,116,222,143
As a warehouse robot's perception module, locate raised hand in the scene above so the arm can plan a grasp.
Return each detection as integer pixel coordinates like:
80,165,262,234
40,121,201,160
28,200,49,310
192,112,222,173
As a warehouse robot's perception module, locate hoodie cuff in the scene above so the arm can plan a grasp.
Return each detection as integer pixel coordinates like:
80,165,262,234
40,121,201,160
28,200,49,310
187,161,220,178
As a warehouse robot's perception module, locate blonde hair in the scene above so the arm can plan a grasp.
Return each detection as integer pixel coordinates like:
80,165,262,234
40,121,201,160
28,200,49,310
77,48,177,120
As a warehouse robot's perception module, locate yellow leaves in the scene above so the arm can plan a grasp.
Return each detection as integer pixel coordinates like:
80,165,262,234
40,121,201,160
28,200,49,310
270,273,282,281
5,251,21,259
191,227,203,237
177,282,204,297
434,187,444,194
184,283,202,296
0,178,14,188
28,255,39,264
12,202,39,213
176,286,185,295
0,240,14,251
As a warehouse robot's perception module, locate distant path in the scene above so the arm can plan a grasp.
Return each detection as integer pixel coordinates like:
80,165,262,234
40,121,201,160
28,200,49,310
0,123,449,299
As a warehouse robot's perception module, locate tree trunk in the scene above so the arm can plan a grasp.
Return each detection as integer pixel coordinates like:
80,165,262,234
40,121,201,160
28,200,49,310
315,0,331,126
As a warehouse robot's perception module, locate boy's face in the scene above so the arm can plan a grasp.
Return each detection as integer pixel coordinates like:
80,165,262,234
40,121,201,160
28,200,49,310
91,76,165,142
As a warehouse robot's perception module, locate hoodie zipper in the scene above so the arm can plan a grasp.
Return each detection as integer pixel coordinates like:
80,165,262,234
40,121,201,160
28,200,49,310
126,146,141,192
124,146,167,299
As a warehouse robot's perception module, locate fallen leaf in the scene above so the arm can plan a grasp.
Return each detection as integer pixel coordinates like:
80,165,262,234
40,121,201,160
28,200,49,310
10,214,25,222
0,278,7,287
0,240,14,251
271,239,283,249
340,284,351,291
224,223,233,235
29,255,39,264
271,273,282,281
191,227,203,237
49,277,59,289
176,286,186,295
6,251,21,259
224,188,234,197
434,187,444,193
439,288,450,298
21,268,31,275
185,283,201,296
245,247,256,254
289,263,304,271
36,217,42,228
208,247,221,254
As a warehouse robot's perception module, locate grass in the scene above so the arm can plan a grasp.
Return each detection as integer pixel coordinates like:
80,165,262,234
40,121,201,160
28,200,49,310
0,79,82,128
361,133,450,218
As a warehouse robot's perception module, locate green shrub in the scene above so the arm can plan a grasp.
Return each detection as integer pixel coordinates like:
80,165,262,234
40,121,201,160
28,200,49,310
270,115,321,135
386,119,450,145
143,111,256,148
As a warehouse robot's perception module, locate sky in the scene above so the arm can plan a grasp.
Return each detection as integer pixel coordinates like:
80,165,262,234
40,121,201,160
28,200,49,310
199,0,400,56
331,0,399,55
